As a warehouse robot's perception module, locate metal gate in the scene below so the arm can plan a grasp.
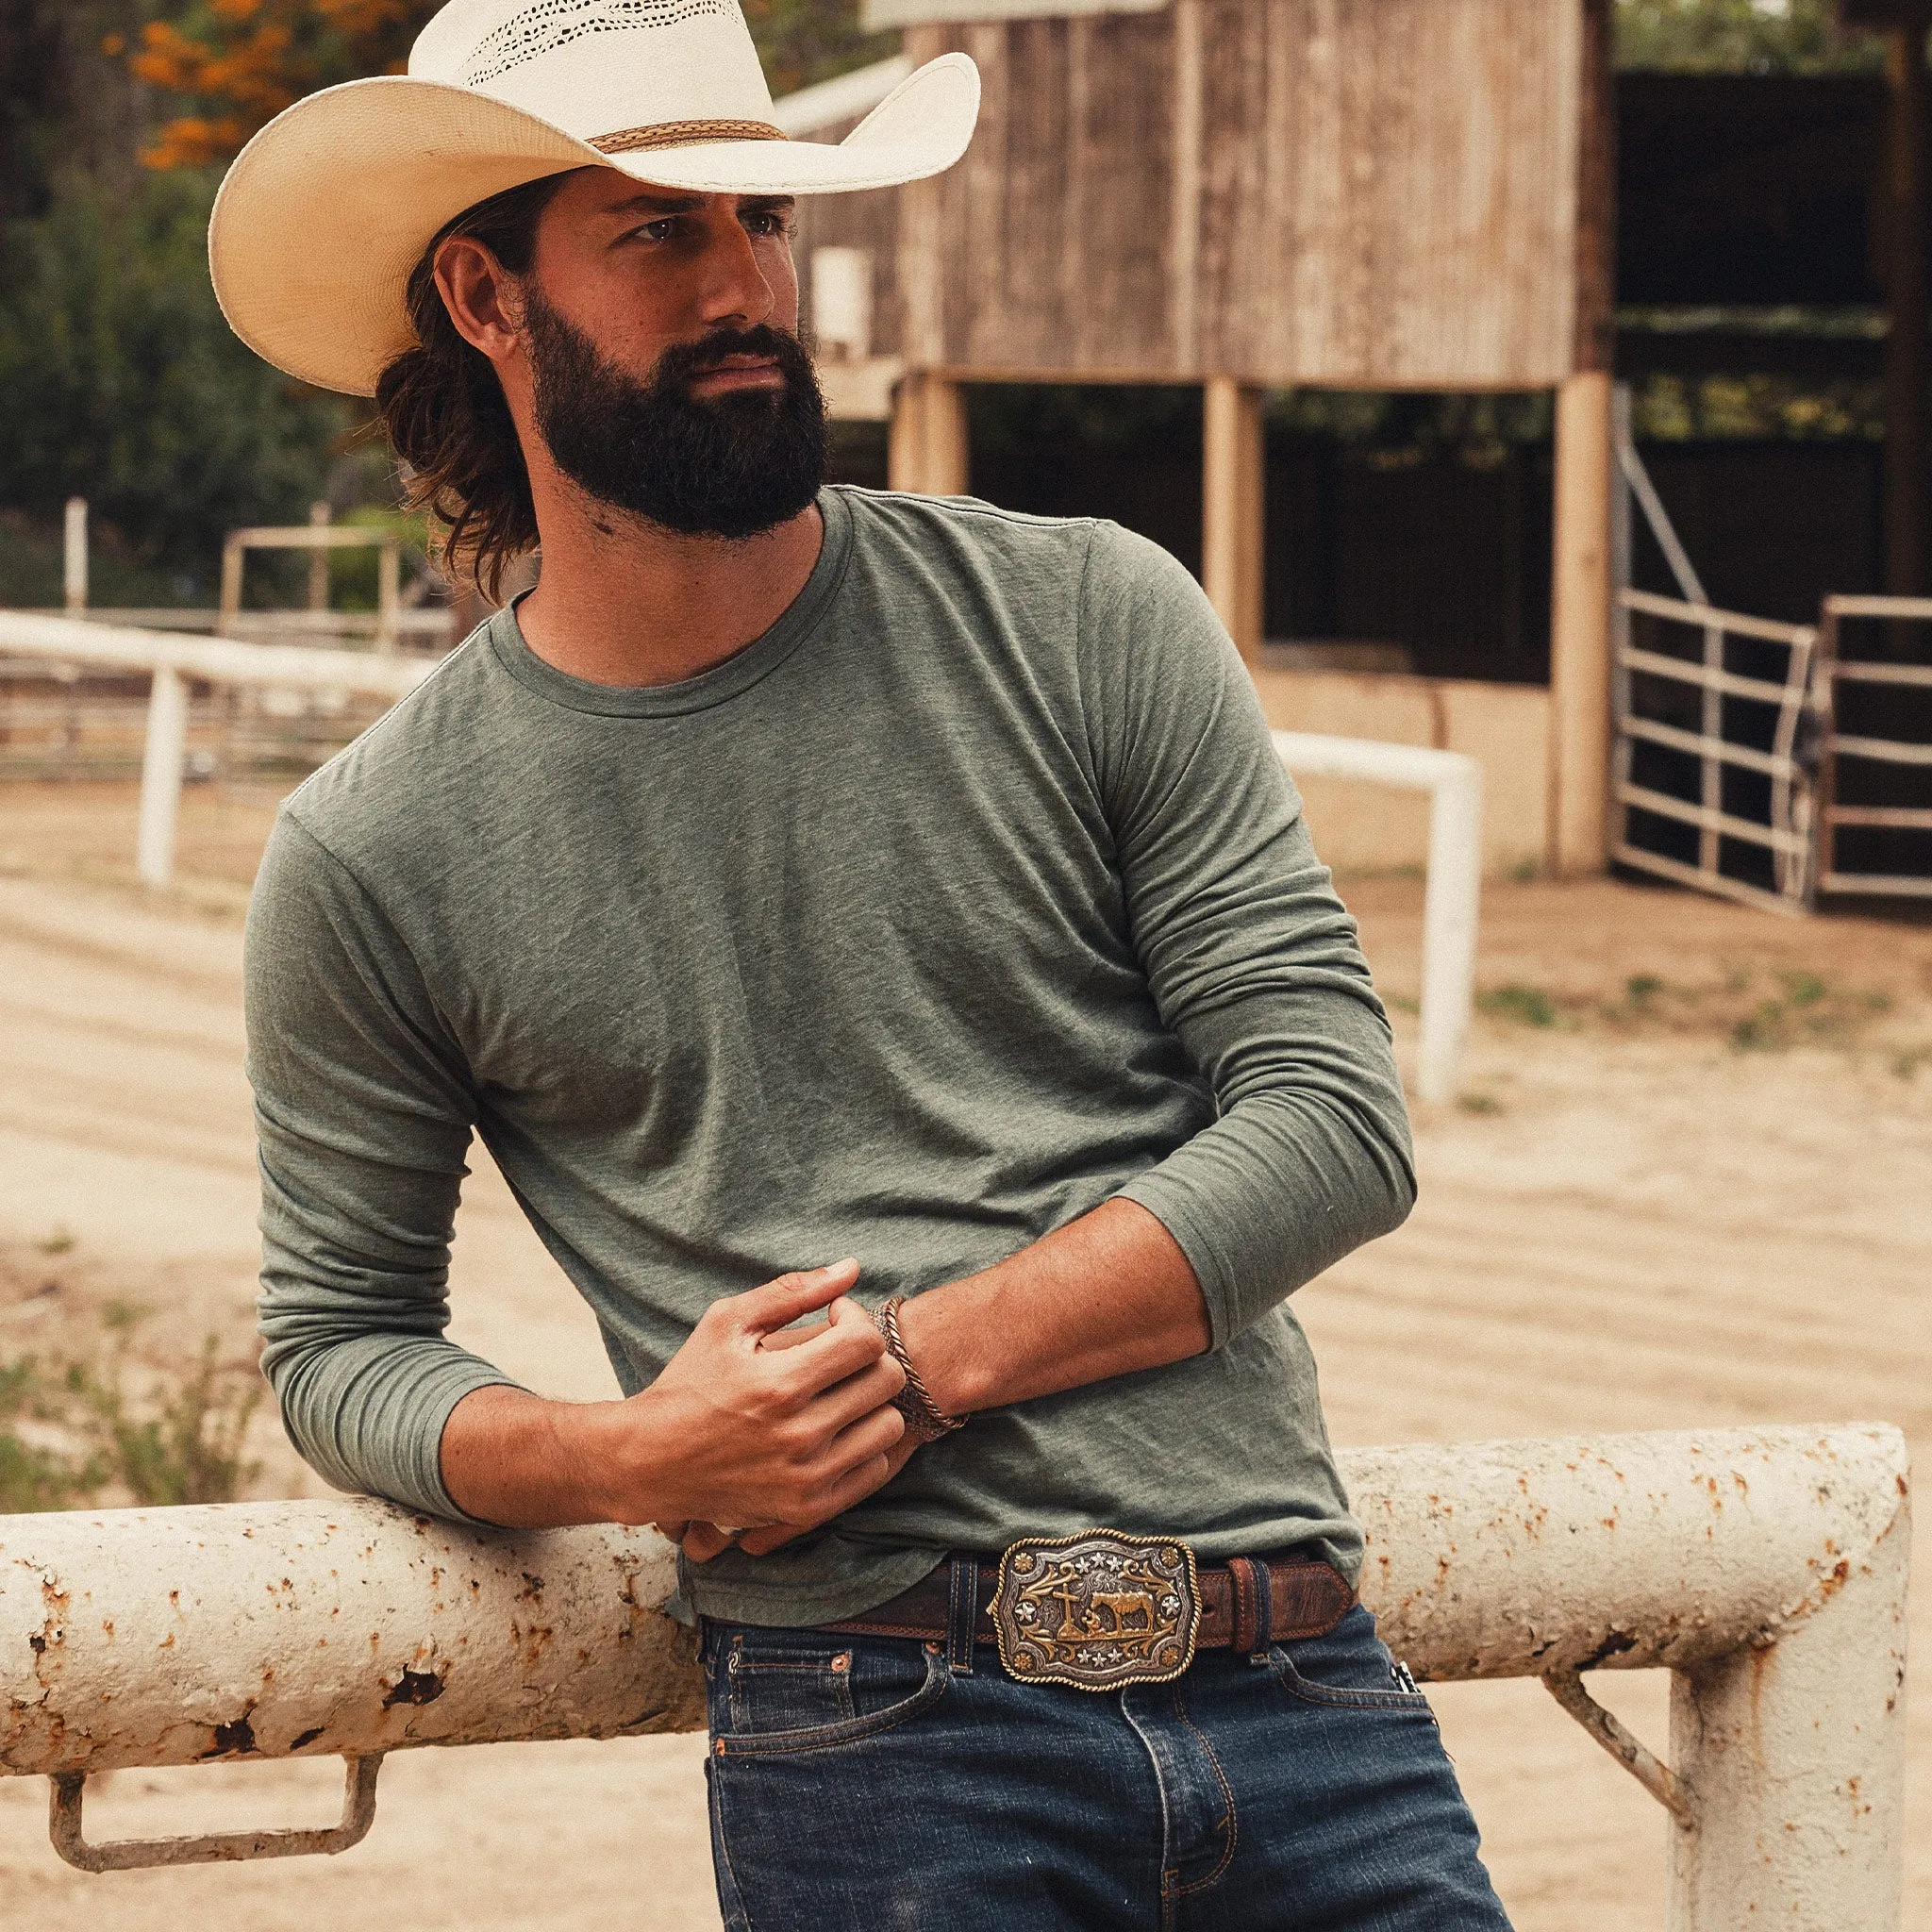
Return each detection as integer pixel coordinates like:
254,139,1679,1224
1814,596,1932,899
1610,391,1817,916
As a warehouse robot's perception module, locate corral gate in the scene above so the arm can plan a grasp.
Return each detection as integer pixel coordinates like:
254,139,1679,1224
1814,596,1932,898
1609,390,1816,915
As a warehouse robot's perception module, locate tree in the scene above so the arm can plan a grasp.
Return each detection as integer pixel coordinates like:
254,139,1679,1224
0,167,350,579
130,0,895,169
127,2,432,170
1615,0,1880,74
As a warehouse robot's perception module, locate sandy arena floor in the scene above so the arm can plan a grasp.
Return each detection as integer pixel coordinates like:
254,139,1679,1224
0,780,1928,1929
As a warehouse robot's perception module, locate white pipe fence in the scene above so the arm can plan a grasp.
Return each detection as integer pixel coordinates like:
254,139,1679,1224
0,1424,1906,1922
0,622,1480,1104
1274,730,1482,1107
0,610,434,887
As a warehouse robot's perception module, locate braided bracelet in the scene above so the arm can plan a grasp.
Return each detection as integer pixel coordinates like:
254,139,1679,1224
873,1295,968,1443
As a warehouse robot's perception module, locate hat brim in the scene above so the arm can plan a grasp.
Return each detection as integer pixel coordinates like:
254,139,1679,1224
208,52,977,397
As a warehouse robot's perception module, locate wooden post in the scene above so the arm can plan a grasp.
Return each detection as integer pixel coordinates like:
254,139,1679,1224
1883,24,1928,605
1550,372,1614,876
1546,0,1616,875
1203,376,1264,661
889,373,969,496
217,536,244,641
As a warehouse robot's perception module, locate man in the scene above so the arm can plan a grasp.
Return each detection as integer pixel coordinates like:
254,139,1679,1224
215,3,1512,1925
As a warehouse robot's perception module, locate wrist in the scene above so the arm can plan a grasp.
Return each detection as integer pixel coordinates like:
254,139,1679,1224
890,1291,991,1420
560,1391,672,1525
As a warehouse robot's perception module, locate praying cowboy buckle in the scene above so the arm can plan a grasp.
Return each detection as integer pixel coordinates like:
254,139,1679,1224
992,1530,1200,1691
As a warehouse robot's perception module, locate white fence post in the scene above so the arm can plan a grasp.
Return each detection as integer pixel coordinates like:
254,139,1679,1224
134,666,189,889
1273,731,1484,1106
1665,1503,1909,1928
62,498,88,615
1419,755,1483,1105
0,612,437,890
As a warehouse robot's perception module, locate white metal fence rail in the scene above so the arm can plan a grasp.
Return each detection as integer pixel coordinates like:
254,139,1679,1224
0,620,1482,1108
1815,594,1932,899
1272,732,1481,1107
0,1424,1907,1924
0,610,433,886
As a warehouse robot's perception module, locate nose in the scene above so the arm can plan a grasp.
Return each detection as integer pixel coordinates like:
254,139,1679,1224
698,214,776,332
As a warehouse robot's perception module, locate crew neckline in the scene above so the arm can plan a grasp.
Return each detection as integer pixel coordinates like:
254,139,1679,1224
487,488,855,718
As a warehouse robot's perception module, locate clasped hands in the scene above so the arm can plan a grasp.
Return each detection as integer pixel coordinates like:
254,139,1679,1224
630,1257,919,1563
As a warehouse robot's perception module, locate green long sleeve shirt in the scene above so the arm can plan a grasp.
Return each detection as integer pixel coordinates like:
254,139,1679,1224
245,488,1415,1626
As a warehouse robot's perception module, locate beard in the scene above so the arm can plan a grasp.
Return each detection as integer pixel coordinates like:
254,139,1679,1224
524,290,827,541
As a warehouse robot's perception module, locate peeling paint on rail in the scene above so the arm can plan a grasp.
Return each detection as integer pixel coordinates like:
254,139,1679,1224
0,1424,1908,1926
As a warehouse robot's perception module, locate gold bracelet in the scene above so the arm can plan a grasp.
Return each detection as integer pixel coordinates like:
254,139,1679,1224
873,1296,967,1443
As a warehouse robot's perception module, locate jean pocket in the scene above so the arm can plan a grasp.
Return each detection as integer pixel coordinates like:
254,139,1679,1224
713,1631,952,1757
725,1637,858,1735
1270,1607,1436,1713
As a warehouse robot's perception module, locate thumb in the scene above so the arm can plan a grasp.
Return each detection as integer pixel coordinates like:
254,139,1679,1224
727,1258,861,1339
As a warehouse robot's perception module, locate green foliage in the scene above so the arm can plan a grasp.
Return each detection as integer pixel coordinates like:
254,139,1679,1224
91,1336,262,1507
0,167,351,585
1478,984,1562,1028
742,0,901,95
1615,0,1882,75
0,1334,261,1515
1627,370,1884,442
0,1360,111,1512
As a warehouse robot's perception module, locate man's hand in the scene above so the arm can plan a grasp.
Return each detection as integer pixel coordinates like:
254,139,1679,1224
678,1428,922,1560
439,1259,909,1535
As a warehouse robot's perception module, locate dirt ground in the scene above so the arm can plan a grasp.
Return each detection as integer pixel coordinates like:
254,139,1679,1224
1,779,1928,1930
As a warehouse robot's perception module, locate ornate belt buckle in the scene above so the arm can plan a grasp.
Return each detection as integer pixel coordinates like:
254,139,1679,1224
992,1530,1200,1691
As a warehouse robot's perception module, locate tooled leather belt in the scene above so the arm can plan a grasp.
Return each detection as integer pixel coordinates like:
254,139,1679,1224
824,1530,1356,1692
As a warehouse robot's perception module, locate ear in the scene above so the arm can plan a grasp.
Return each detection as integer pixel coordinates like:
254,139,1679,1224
435,235,527,369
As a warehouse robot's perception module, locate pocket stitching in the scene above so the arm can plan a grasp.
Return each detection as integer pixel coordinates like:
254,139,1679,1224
1270,1646,1434,1712
716,1647,951,1757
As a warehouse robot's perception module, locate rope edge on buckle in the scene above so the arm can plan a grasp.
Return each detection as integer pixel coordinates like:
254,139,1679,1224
991,1531,1201,1692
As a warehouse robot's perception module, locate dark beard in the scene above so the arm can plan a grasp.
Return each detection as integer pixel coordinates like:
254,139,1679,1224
524,291,826,541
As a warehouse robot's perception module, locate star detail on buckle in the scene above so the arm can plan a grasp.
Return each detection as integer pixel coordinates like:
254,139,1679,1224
992,1532,1200,1691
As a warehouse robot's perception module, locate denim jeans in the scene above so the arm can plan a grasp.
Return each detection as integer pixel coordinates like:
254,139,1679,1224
701,1566,1512,1931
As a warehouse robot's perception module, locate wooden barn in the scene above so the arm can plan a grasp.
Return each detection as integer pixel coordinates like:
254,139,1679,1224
787,0,1617,879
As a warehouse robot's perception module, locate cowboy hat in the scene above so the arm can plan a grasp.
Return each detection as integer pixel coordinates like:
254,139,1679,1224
208,0,979,398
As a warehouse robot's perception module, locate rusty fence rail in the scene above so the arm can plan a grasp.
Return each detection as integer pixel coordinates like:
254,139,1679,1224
0,1424,1907,1921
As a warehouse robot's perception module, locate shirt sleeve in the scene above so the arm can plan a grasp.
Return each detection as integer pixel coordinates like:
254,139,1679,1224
246,811,523,1521
1076,522,1418,1345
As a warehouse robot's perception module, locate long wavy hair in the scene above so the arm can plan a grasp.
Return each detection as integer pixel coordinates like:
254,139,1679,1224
374,173,573,602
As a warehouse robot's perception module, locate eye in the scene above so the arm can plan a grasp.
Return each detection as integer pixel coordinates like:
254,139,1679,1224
744,209,792,239
625,217,684,244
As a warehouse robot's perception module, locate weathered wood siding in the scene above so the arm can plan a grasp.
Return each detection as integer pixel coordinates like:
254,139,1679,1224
799,0,1582,388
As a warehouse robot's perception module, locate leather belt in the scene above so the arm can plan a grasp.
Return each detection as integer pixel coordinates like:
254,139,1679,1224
826,1536,1354,1688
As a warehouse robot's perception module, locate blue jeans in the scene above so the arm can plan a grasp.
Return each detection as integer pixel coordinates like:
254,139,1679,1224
701,1573,1512,1931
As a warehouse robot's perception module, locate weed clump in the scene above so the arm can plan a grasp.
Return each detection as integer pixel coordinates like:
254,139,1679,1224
0,1328,260,1515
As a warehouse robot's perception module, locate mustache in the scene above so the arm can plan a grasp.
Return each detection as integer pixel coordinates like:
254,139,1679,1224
661,325,809,384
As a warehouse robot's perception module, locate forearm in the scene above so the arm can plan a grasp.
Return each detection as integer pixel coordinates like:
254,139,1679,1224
896,1197,1210,1419
441,1263,908,1540
440,1384,632,1527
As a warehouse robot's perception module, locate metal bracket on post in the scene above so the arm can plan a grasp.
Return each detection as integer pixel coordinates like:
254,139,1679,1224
1541,1667,1697,1830
48,1753,384,1872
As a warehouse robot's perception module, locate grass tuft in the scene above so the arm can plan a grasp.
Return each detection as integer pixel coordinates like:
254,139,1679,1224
0,1325,260,1515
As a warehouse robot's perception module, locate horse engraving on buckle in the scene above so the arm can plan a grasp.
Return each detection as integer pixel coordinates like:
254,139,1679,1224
992,1531,1200,1691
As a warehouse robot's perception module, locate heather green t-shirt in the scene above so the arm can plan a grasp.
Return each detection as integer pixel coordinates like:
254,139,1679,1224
245,487,1415,1627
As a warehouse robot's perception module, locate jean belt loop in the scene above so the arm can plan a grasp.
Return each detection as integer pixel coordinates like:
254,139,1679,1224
1248,1557,1274,1662
946,1555,978,1674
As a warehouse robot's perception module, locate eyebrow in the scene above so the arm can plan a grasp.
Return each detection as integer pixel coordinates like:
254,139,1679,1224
603,192,796,217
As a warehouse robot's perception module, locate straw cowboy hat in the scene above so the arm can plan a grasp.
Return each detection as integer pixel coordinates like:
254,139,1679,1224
208,0,979,398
